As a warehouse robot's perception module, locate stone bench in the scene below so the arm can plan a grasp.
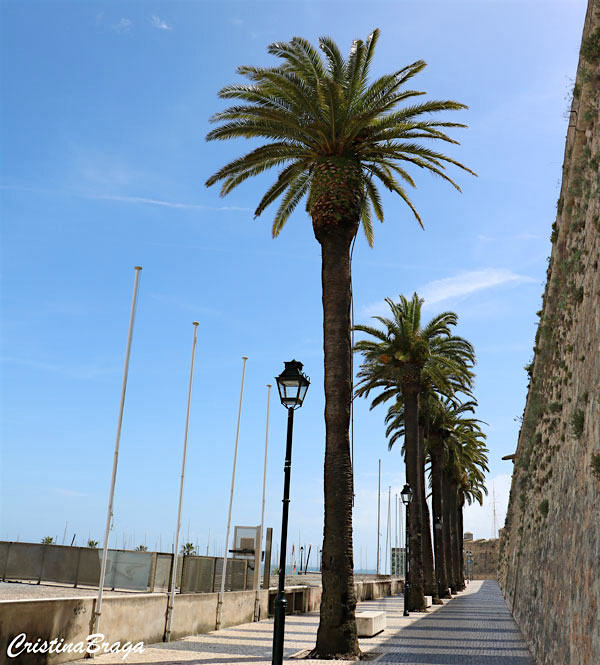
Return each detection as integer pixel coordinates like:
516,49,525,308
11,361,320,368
356,610,386,637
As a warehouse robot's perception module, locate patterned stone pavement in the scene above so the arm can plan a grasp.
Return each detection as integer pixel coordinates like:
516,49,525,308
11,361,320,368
73,580,534,664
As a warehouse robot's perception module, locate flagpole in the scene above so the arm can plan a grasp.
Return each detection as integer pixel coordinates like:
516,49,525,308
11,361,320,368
93,266,142,636
165,321,199,641
377,459,381,575
216,356,248,629
254,384,271,621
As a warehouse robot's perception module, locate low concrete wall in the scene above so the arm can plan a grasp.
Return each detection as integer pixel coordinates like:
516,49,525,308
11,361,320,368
0,578,401,664
267,578,403,615
0,589,269,665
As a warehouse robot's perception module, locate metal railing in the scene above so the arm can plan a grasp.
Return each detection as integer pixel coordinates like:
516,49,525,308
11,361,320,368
0,541,251,593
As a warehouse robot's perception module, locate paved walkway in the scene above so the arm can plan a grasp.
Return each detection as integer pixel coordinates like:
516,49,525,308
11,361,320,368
74,581,534,664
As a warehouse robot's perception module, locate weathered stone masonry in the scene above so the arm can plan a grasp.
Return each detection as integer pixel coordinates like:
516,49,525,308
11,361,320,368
498,1,600,664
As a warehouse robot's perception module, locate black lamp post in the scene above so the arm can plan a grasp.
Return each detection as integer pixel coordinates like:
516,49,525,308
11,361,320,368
400,483,413,617
466,550,472,583
434,515,443,599
272,360,309,665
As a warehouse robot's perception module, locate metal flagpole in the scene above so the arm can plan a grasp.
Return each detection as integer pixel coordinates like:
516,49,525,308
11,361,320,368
377,459,381,575
395,493,398,574
254,384,271,621
165,321,199,641
386,486,391,575
216,356,248,629
93,266,142,636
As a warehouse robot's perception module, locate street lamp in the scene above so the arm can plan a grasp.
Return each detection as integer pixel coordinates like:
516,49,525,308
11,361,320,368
400,484,413,617
466,550,473,582
434,515,443,600
272,360,310,665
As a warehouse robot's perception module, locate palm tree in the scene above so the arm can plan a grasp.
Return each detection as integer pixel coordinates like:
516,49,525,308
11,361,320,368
181,542,196,556
87,539,99,549
135,545,148,552
41,536,54,545
384,399,438,601
355,293,474,610
422,396,481,596
205,32,473,655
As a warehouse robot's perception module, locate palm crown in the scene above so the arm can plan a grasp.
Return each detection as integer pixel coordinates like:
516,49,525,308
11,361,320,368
354,292,475,400
206,29,475,243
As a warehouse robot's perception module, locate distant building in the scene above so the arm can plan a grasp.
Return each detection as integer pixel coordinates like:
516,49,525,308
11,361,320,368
464,532,474,541
391,547,406,577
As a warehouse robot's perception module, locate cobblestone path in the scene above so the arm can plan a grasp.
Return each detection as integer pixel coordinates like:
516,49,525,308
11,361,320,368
72,580,535,664
369,580,534,664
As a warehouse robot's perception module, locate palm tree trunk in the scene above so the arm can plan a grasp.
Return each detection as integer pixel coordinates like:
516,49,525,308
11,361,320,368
457,494,466,589
403,385,426,611
442,470,457,593
449,479,463,591
311,162,361,657
419,428,439,603
431,440,451,599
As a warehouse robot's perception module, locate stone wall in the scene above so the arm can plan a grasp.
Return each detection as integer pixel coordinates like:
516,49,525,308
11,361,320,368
498,2,600,664
466,539,498,580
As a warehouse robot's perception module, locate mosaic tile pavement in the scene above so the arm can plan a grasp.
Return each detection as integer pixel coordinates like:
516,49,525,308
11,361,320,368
72,580,534,664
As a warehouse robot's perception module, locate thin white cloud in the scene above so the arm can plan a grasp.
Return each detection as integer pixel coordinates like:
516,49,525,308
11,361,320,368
151,15,172,30
361,268,535,318
112,18,132,33
420,269,535,306
54,488,88,498
89,193,251,212
0,184,252,213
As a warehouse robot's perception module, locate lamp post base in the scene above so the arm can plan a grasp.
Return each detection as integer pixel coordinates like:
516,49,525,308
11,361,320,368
272,592,287,665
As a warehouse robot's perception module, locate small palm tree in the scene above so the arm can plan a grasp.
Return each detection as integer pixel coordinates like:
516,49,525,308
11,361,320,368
41,536,54,545
181,542,196,556
206,32,473,655
87,539,99,549
135,545,148,552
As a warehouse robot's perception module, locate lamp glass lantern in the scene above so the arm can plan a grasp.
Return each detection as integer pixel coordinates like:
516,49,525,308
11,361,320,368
400,484,413,506
276,360,310,409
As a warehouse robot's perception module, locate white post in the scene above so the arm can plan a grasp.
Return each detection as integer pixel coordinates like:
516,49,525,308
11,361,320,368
376,459,381,575
216,356,248,629
386,486,391,575
165,321,199,641
254,384,271,621
93,266,142,636
395,493,399,575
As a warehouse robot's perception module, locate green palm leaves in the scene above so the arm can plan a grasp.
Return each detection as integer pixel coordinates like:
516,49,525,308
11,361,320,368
355,292,475,400
206,29,475,244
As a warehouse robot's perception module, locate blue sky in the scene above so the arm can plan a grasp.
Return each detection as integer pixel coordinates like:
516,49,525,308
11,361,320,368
0,1,586,571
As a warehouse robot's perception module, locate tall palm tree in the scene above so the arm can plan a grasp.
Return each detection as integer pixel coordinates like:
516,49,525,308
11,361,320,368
354,293,474,610
205,32,473,655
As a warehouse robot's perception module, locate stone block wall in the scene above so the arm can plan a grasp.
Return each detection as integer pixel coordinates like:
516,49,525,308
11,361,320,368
498,2,600,664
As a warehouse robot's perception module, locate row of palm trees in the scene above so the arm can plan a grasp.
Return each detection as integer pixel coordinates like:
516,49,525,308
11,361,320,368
354,293,488,610
205,27,478,658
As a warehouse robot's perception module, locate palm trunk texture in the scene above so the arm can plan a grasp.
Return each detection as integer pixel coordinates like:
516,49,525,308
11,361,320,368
441,471,456,593
430,440,451,599
403,385,426,611
419,428,439,603
449,479,462,591
311,159,361,659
